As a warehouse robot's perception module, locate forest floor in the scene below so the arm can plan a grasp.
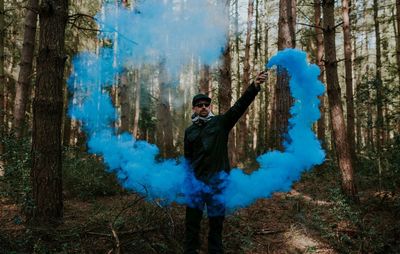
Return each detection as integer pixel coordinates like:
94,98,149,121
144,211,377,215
1,161,400,254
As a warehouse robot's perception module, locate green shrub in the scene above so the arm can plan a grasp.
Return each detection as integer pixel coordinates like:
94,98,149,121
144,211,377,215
0,134,32,208
63,147,123,200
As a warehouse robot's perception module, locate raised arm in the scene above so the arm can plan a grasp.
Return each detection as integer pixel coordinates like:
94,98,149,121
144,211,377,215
221,71,268,130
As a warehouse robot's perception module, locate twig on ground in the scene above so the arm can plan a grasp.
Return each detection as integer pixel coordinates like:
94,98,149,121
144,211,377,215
110,223,121,254
255,229,285,235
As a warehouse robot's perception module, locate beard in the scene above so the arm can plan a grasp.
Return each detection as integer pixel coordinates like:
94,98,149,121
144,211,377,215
199,110,209,116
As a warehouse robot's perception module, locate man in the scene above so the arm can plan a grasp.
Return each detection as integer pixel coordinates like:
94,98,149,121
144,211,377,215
184,71,268,254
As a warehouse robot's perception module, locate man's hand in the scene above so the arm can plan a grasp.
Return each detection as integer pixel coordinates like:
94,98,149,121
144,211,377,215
254,71,268,85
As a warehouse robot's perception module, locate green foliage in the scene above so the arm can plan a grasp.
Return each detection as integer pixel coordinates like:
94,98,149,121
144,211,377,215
0,134,32,209
0,133,124,203
385,134,400,189
302,159,400,254
63,147,123,200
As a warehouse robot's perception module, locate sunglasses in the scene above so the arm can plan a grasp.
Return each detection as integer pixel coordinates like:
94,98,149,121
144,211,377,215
195,102,210,108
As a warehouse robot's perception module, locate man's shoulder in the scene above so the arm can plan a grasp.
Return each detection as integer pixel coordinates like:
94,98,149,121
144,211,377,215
185,124,196,133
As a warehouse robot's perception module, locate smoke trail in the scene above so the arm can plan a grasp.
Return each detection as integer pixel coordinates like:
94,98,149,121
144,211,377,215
96,0,228,75
218,48,326,210
69,1,325,210
68,0,228,204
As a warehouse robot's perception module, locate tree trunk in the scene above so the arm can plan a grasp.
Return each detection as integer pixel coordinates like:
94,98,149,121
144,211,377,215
322,0,358,201
237,0,254,163
272,0,296,150
132,70,140,139
251,0,260,154
62,88,72,147
354,35,362,152
219,42,236,166
264,25,271,150
0,0,4,175
119,71,130,133
396,0,400,88
30,0,68,223
373,0,384,186
395,0,400,133
199,64,210,95
314,0,326,145
13,0,38,138
156,62,174,158
342,0,356,160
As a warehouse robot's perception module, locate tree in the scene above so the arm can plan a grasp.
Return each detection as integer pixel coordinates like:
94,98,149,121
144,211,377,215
342,0,356,159
132,69,140,139
199,64,211,95
271,0,296,150
119,71,130,133
219,42,235,165
373,0,384,184
397,0,400,87
30,0,68,223
0,0,4,175
13,0,39,138
237,0,254,162
396,0,400,133
218,0,235,165
314,0,326,145
322,0,358,201
156,62,174,158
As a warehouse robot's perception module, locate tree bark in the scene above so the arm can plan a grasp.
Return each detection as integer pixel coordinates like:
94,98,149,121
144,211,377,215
199,64,210,95
156,62,174,158
132,70,140,139
314,0,326,145
373,0,384,185
13,0,39,138
237,0,254,163
30,0,68,223
396,0,400,87
342,0,356,160
395,0,400,133
354,34,362,152
272,0,296,150
322,0,358,201
0,0,4,175
264,25,271,150
119,71,130,133
218,42,236,165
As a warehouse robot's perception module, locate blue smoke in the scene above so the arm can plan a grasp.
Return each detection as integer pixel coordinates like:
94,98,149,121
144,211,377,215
95,1,228,75
68,2,325,211
217,49,325,209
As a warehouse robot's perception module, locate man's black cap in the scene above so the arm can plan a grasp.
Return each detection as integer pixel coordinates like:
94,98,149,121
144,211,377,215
192,94,211,107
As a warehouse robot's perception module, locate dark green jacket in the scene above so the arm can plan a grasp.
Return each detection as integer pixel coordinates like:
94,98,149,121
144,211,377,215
184,83,260,182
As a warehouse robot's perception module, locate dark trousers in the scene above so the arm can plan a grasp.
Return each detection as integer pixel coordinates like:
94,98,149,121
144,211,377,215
184,192,225,254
